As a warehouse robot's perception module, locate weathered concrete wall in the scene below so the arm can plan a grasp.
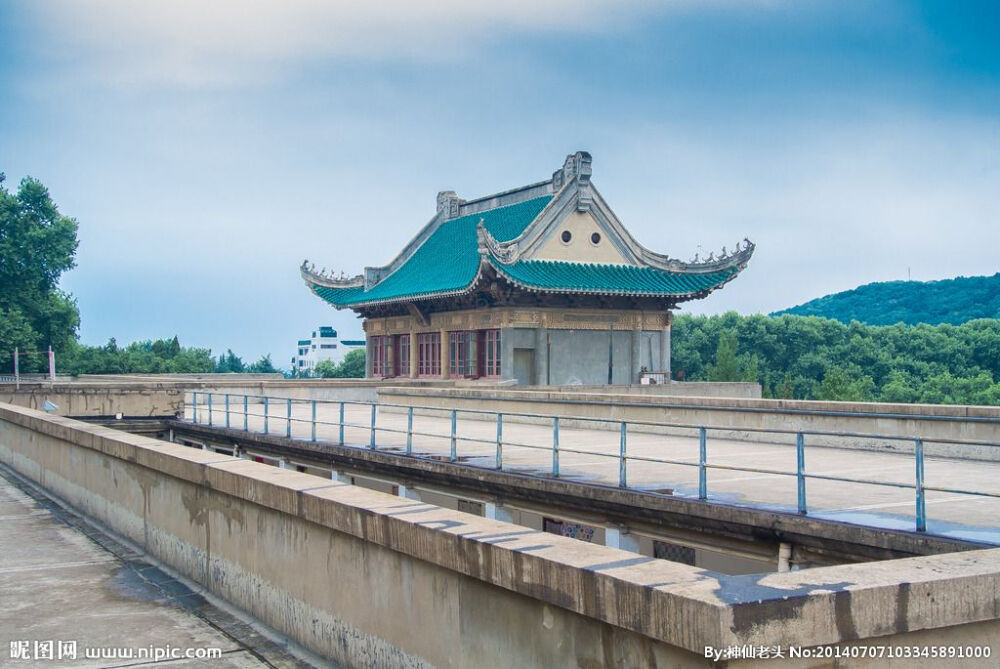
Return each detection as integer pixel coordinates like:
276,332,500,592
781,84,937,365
500,328,661,385
538,382,762,398
2,402,999,668
378,387,1000,461
0,384,183,417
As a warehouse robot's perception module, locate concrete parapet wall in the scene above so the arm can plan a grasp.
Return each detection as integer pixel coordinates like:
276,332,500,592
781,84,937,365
537,382,762,398
2,402,999,667
377,387,1000,461
0,385,183,418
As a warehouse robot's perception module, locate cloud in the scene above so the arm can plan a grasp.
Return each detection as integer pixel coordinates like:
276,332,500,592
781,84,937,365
28,0,669,86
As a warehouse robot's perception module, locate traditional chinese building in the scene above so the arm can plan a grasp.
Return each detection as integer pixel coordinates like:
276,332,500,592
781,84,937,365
301,151,753,385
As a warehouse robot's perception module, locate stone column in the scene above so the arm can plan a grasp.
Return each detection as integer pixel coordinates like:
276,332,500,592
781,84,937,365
440,330,450,379
630,328,641,384
409,331,418,378
484,501,516,523
398,485,421,501
605,524,641,553
659,311,672,379
535,327,548,386
365,339,374,378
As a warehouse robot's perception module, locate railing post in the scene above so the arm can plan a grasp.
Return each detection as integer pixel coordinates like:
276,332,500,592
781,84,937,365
338,402,345,445
263,396,269,435
619,421,627,488
552,417,560,478
406,407,413,455
193,391,198,424
450,409,458,462
207,392,213,427
495,413,503,470
698,427,707,501
243,395,248,432
915,438,926,532
369,404,377,449
796,432,807,515
311,400,317,442
286,398,292,438
224,394,230,429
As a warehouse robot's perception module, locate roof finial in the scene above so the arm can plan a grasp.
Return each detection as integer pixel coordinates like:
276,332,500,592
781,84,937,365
436,190,464,220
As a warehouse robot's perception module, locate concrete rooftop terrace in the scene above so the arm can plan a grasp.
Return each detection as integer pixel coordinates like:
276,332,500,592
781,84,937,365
2,400,1000,667
0,466,318,668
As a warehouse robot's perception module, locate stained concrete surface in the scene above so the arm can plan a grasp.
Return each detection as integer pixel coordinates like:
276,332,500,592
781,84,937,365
0,467,319,668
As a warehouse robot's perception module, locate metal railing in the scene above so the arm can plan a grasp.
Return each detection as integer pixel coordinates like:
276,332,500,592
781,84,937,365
184,391,1000,536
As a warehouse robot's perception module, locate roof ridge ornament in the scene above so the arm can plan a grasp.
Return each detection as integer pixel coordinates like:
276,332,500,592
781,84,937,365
299,259,364,288
436,190,465,220
683,238,755,272
551,150,592,193
476,220,520,264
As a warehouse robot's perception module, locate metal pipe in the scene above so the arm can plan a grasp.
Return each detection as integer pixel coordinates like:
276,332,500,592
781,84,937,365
243,395,248,432
406,406,413,455
619,421,627,488
369,404,376,449
698,427,707,500
263,396,269,435
450,409,457,462
339,402,345,445
207,393,213,427
496,412,503,470
311,400,317,442
552,416,560,478
916,438,926,532
224,394,230,429
286,398,292,438
192,391,198,424
796,432,807,515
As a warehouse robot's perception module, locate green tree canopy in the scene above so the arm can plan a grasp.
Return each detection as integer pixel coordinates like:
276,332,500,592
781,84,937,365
313,349,365,379
0,174,80,372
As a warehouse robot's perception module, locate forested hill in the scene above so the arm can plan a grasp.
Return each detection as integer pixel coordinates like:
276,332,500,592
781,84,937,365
773,273,1000,326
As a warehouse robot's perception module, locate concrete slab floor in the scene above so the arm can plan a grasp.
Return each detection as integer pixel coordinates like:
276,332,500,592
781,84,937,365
184,401,1000,543
0,466,323,669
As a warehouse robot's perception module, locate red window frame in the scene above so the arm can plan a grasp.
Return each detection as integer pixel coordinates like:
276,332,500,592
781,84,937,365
396,335,410,376
417,333,440,377
448,331,468,377
370,335,389,377
483,329,501,377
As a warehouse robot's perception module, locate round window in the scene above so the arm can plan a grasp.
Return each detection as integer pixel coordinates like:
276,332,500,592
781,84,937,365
591,232,601,245
560,230,572,243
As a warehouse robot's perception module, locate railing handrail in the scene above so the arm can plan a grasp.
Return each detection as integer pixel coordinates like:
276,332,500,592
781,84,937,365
181,391,1000,539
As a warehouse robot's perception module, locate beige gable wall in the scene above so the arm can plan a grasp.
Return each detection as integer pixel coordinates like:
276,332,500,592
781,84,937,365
531,211,632,265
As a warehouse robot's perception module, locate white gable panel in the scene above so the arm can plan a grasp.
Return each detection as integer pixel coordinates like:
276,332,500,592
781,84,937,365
531,211,633,265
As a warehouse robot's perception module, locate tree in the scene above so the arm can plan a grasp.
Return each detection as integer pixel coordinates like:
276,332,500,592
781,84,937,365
707,332,742,381
0,175,80,372
313,349,366,378
215,349,246,373
247,354,278,374
335,349,366,378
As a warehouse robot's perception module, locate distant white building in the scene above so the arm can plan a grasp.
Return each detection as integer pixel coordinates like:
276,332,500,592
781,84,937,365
291,326,365,374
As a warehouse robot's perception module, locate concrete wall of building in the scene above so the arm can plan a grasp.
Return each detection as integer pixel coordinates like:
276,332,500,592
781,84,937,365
3,402,1000,668
500,328,663,385
378,387,1000,461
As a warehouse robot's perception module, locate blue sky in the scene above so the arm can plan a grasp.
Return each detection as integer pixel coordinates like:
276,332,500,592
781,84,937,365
2,1,997,365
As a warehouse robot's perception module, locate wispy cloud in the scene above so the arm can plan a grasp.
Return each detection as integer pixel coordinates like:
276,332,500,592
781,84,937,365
28,0,675,86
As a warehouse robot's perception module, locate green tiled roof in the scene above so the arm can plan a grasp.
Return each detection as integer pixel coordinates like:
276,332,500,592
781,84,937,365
491,259,738,296
311,196,552,307
308,193,746,308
